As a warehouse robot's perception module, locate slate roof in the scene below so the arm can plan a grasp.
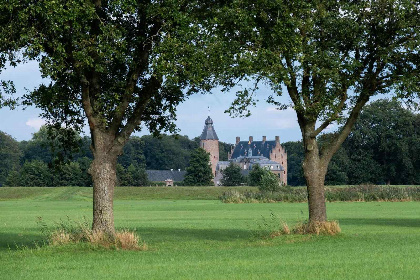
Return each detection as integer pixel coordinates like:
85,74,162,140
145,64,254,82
231,140,278,158
146,170,186,182
200,116,219,140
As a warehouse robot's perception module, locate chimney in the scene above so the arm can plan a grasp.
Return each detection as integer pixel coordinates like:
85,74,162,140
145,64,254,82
262,136,266,143
236,136,240,144
249,136,253,143
275,136,280,143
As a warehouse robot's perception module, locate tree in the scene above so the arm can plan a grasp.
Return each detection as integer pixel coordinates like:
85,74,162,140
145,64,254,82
215,1,420,223
258,169,281,193
20,126,86,166
142,134,198,170
248,164,265,186
0,131,21,186
2,1,219,234
221,162,244,186
18,160,53,187
184,148,213,186
344,99,420,185
118,137,146,169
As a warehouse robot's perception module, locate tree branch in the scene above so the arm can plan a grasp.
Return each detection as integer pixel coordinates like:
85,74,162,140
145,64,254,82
115,75,162,146
109,17,163,135
311,88,348,138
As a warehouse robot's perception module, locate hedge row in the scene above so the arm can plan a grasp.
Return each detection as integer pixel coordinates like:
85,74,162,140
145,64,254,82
219,185,420,203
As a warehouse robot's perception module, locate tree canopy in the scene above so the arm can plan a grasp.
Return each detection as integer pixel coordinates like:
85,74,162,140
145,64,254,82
0,131,20,186
211,0,420,223
1,0,224,234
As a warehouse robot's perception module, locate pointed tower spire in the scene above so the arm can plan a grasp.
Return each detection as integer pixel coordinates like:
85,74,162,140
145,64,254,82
200,116,219,140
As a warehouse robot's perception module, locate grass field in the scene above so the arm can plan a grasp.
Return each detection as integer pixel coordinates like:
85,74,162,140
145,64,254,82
0,187,419,279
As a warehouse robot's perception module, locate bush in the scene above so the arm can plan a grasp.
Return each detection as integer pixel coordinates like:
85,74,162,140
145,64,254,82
41,217,147,250
220,184,420,203
258,169,281,192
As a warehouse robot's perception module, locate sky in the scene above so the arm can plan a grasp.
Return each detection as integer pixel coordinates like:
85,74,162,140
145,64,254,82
0,61,304,144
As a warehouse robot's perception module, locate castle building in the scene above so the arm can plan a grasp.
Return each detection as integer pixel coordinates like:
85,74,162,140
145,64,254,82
199,116,219,176
200,116,288,185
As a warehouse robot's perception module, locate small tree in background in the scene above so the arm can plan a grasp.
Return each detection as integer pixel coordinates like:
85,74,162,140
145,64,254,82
248,165,265,186
184,148,213,186
258,169,281,193
221,162,244,186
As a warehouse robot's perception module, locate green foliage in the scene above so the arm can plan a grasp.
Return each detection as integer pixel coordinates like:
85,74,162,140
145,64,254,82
183,148,213,186
220,185,420,203
19,126,90,165
55,162,84,187
282,141,305,186
218,141,233,161
0,80,17,109
221,162,244,186
248,164,265,186
282,99,420,186
344,99,420,185
141,134,198,170
258,169,281,193
17,160,53,187
0,131,21,186
117,163,148,187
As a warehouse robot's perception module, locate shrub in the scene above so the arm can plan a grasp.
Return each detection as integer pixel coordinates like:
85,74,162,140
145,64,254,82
253,212,340,238
220,184,420,203
293,221,341,235
41,217,147,250
258,169,281,192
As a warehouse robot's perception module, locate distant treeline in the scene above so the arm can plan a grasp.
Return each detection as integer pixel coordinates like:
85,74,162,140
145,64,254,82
0,127,232,187
0,99,418,186
285,99,420,186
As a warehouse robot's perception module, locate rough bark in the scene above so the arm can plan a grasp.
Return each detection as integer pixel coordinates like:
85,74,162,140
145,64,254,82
302,127,328,223
89,131,122,235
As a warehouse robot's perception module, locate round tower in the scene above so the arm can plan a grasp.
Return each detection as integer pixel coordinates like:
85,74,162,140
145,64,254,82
200,116,219,177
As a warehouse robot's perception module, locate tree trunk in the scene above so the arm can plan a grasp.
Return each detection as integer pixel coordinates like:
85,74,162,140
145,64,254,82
89,132,121,236
302,134,328,223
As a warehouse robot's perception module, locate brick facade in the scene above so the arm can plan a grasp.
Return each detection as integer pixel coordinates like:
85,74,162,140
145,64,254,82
200,139,219,176
269,136,288,185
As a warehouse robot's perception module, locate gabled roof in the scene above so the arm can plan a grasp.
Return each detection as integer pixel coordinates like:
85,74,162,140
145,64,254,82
200,116,219,140
146,170,186,182
231,140,277,159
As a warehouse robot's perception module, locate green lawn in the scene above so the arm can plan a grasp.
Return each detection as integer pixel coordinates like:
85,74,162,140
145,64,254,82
0,187,419,279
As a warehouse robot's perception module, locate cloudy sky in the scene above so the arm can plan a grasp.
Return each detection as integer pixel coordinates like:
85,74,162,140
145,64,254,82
0,61,303,144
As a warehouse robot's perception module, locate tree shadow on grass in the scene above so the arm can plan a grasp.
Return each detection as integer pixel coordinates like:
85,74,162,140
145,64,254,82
135,227,252,243
340,218,420,228
0,232,46,251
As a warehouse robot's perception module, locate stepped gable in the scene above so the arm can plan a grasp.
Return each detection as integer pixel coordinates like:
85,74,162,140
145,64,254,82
231,140,277,159
200,116,219,140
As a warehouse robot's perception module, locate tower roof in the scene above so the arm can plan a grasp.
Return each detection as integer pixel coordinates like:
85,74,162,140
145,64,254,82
200,116,219,140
